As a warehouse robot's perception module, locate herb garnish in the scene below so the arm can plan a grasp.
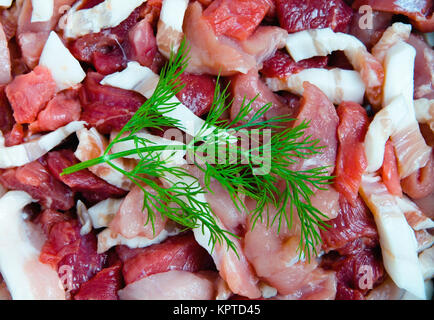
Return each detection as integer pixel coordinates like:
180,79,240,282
63,41,333,260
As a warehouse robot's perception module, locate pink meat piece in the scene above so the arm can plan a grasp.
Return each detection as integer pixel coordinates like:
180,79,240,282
0,158,75,211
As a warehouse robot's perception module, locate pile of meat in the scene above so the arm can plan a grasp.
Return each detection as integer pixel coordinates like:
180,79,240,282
0,0,432,300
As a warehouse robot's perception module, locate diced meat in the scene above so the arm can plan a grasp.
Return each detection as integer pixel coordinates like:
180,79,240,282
275,0,353,33
46,149,127,203
127,19,157,68
229,69,288,123
29,88,82,133
348,11,393,50
260,50,329,80
78,0,106,10
310,187,340,221
334,102,369,205
40,219,107,295
79,72,146,134
352,0,434,33
4,123,24,147
118,270,217,300
321,245,385,300
203,0,270,41
119,232,215,285
35,209,72,235
0,22,11,85
241,26,288,68
381,140,403,197
0,158,75,211
109,184,167,240
0,86,14,134
176,72,217,117
407,34,434,100
243,202,336,298
5,65,57,124
183,2,256,76
288,82,339,176
16,0,77,68
401,151,434,200
74,262,123,300
320,195,378,253
17,31,49,69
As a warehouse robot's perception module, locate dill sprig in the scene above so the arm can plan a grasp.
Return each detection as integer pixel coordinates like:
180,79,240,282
63,40,334,260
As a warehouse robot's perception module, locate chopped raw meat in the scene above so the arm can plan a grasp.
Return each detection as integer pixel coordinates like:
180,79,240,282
40,219,107,295
288,82,339,176
119,232,214,285
381,141,403,197
29,88,82,133
128,19,157,68
407,34,434,100
348,11,393,50
203,0,270,41
176,72,216,117
183,2,256,76
352,0,434,33
109,184,167,240
401,151,434,200
0,86,13,134
371,23,412,65
74,262,123,300
35,208,72,235
0,22,11,85
334,102,369,205
0,158,75,211
5,65,57,124
396,196,434,231
46,149,127,203
321,245,385,300
275,0,353,33
17,31,50,70
229,69,288,123
79,72,145,134
4,123,24,147
320,195,378,253
260,50,328,80
156,0,189,58
118,270,218,300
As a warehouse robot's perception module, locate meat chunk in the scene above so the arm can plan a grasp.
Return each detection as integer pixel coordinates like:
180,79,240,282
0,22,11,85
118,232,215,285
334,102,369,205
29,88,82,134
203,0,270,41
275,0,353,33
5,65,57,124
0,158,75,211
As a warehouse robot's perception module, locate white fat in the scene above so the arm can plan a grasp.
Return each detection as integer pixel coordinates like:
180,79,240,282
101,62,211,137
110,130,186,165
62,0,147,38
372,23,412,64
87,198,123,229
31,0,54,23
76,200,92,236
285,28,365,63
156,0,189,58
360,175,426,299
265,68,366,105
0,0,12,8
97,222,182,253
39,31,86,91
418,246,434,280
0,121,85,169
414,98,434,131
259,282,278,299
364,96,407,173
75,127,133,190
382,41,416,111
0,191,66,300
402,281,433,300
396,196,434,231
